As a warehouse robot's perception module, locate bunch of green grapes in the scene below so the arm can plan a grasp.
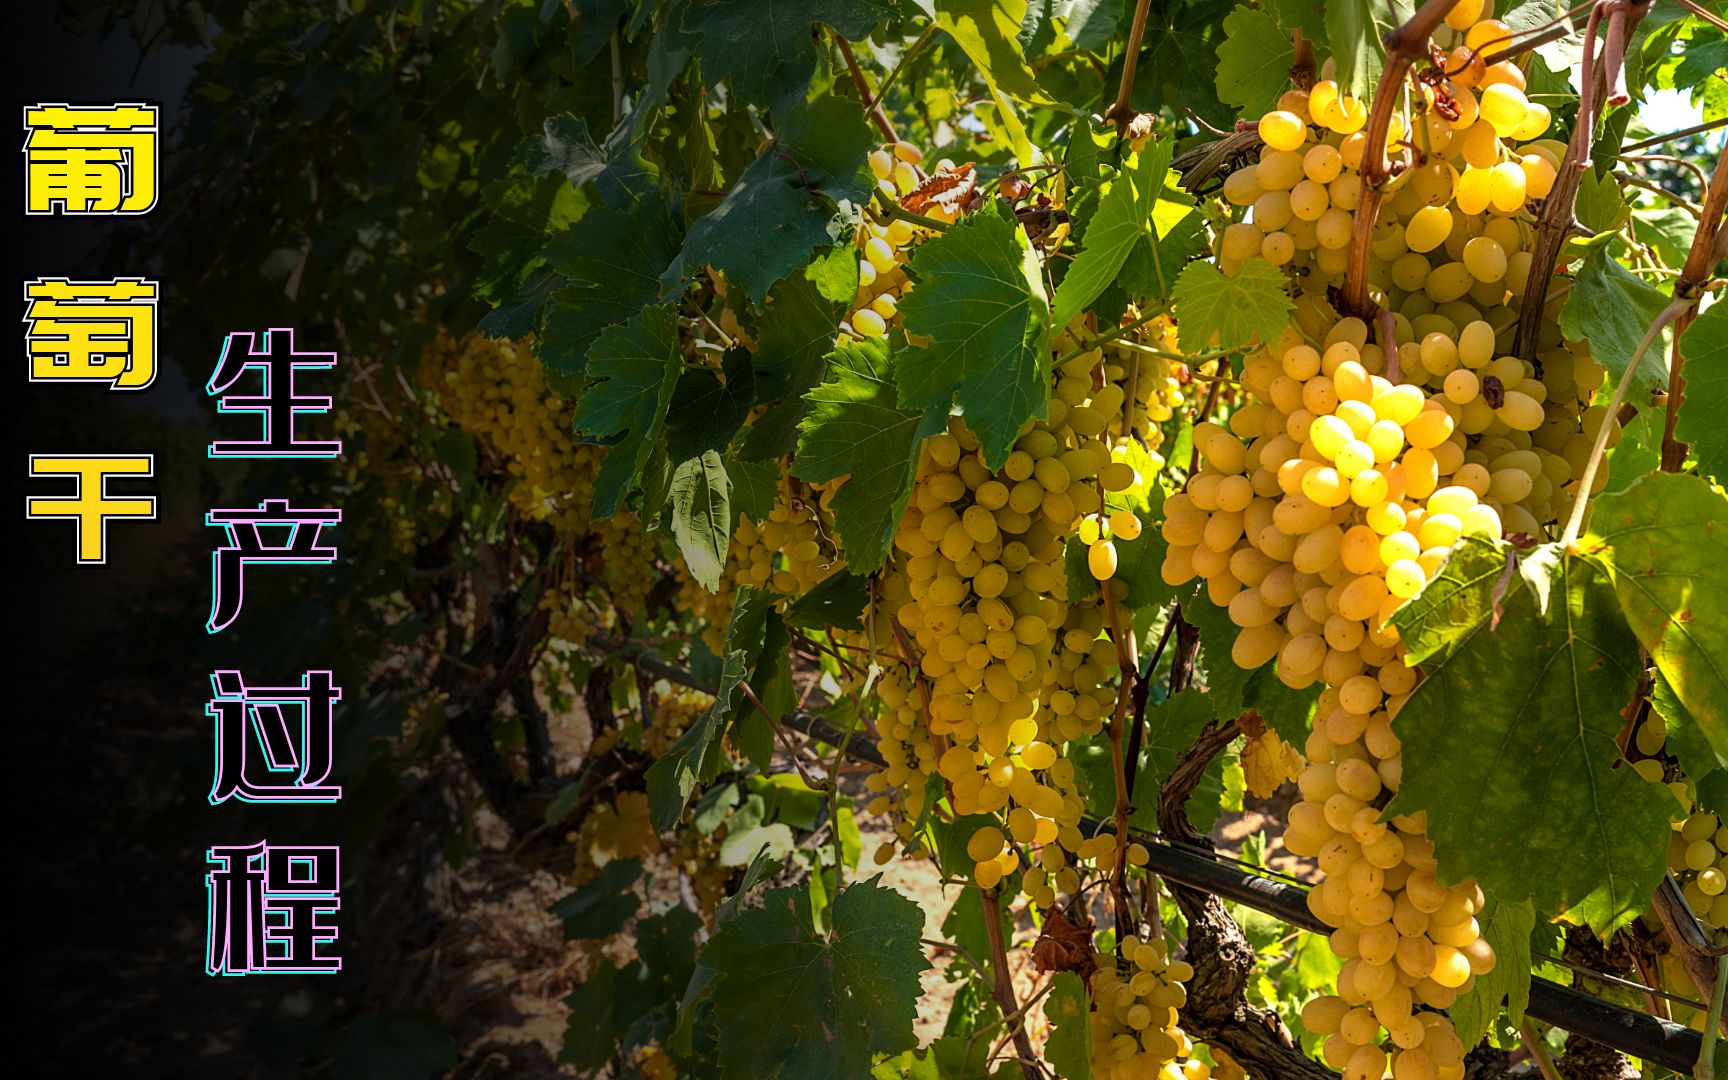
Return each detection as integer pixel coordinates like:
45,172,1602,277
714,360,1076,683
1626,714,1728,927
1102,312,1187,452
1088,937,1239,1080
425,329,598,532
570,790,660,879
1668,810,1728,929
646,681,716,757
860,317,1177,907
846,141,969,342
677,486,845,653
1152,0,1645,1067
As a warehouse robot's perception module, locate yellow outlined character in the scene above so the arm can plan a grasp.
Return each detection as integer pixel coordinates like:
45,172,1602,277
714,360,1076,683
25,454,157,564
23,103,158,216
25,278,158,390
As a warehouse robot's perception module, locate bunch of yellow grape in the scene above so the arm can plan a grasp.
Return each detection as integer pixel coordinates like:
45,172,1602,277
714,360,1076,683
846,141,970,342
645,681,716,757
427,330,661,640
570,790,660,876
424,330,598,532
1669,810,1728,929
1088,937,1240,1080
1152,0,1647,1069
679,488,845,653
860,312,1182,907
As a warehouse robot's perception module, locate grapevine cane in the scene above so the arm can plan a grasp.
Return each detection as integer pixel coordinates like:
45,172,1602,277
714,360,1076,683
981,888,1042,1079
1340,0,1466,320
1664,147,1728,470
834,34,898,143
1562,142,1727,547
1699,953,1727,1080
1105,0,1155,133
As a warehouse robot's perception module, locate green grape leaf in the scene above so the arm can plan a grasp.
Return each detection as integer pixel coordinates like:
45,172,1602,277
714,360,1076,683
1587,471,1728,770
1675,298,1728,484
665,348,756,462
725,453,782,525
1559,247,1671,396
1053,165,1142,330
647,648,748,830
1654,673,1726,814
795,340,948,574
1604,404,1662,495
699,878,929,1078
1123,2,1234,131
1632,204,1700,270
785,569,873,631
1172,259,1294,354
1065,0,1125,50
1387,545,1668,936
1054,140,1185,328
1394,536,1514,666
1215,6,1294,116
1267,0,1325,36
574,305,684,517
1324,0,1397,101
542,197,682,373
1573,167,1628,236
744,267,850,461
549,858,643,940
934,0,1058,107
1042,972,1093,1080
871,1037,995,1078
647,589,774,829
669,451,732,592
1182,588,1319,746
1450,896,1535,1048
1119,184,1206,303
680,95,875,309
682,0,894,109
897,200,1052,469
522,113,657,207
471,172,585,305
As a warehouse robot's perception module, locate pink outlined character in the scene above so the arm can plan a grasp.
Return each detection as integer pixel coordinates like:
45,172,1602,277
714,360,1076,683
208,670,342,804
207,329,341,459
205,499,340,633
206,842,341,975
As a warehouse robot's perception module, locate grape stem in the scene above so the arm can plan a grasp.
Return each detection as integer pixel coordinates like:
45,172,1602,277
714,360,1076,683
1699,953,1728,1080
1514,0,1651,361
872,188,950,232
1054,304,1170,366
1559,295,1685,547
1288,27,1315,90
1621,117,1728,155
1567,142,1728,537
1105,0,1154,133
1101,566,1141,948
979,887,1043,1079
1520,1019,1563,1080
1339,0,1463,318
834,33,899,144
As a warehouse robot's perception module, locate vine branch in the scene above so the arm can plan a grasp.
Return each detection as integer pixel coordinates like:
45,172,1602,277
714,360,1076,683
835,33,898,143
1340,0,1463,317
980,888,1042,1079
1105,0,1154,132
